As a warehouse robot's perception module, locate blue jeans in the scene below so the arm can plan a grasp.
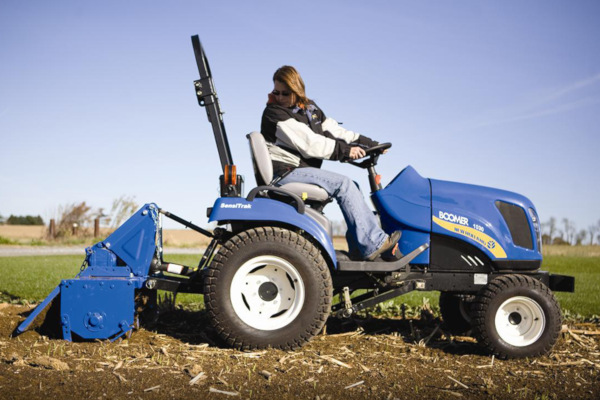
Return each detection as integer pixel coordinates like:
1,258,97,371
277,167,388,258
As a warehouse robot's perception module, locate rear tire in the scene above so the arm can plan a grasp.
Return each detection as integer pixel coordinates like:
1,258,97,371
204,227,332,350
472,274,562,359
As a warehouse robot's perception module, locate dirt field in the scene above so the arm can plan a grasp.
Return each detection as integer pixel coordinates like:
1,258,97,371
1,303,598,400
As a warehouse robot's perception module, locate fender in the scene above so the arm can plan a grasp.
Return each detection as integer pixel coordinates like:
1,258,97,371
208,197,337,266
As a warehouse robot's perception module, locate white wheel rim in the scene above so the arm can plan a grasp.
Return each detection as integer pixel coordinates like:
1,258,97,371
495,296,545,347
230,255,305,331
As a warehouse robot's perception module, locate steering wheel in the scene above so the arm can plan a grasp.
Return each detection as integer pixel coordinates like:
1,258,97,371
346,142,392,169
363,142,392,156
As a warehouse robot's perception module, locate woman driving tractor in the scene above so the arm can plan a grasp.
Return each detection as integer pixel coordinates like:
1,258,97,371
260,65,400,261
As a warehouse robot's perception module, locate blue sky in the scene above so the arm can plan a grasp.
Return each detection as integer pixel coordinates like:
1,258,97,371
1,1,599,235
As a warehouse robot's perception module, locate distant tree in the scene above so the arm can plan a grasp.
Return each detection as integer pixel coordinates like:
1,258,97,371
106,195,139,228
542,217,557,245
575,230,587,245
56,202,93,237
6,215,45,225
0,214,4,225
541,233,552,245
552,236,570,245
588,224,599,245
562,218,576,245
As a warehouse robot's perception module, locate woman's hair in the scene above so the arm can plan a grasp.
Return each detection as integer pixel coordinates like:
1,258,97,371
273,65,310,108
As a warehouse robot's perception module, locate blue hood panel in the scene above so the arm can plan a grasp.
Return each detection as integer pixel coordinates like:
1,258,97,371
372,166,432,264
430,179,540,261
372,166,431,232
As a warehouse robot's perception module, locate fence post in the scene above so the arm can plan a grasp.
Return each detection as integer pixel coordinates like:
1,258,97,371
94,218,100,238
49,219,56,238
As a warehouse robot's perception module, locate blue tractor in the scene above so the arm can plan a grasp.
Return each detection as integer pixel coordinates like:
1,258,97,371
17,36,574,359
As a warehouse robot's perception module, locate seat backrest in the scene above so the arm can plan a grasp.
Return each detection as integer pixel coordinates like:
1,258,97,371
247,132,273,186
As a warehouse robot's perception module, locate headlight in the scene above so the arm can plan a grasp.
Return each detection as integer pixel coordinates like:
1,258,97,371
528,208,542,251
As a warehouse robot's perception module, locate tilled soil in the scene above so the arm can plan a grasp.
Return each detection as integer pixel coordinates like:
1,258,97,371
1,303,598,400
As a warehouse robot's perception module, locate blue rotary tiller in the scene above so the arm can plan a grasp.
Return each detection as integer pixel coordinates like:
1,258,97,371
16,204,188,340
17,202,213,340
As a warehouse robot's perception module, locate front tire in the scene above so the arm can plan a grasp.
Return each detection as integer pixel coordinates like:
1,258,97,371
204,227,332,350
472,274,562,359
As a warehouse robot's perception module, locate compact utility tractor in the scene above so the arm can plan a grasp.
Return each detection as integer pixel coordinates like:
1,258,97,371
17,36,574,359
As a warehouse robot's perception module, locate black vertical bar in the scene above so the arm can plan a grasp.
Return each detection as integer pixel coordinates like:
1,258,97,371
191,35,234,169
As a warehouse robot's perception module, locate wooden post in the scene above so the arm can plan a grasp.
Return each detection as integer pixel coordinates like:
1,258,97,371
94,218,100,238
49,219,56,238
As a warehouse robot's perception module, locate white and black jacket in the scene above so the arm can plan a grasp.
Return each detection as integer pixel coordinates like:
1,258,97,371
260,102,378,176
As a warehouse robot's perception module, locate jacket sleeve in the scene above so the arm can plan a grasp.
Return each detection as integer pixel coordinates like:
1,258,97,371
275,118,350,160
321,117,360,143
321,117,379,149
354,135,379,148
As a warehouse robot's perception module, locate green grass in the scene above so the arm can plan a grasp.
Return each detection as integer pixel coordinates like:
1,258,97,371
0,253,203,304
0,236,17,245
0,253,597,318
0,255,82,302
543,256,599,319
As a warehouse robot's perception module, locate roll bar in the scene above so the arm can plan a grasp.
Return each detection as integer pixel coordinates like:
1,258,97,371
191,35,234,171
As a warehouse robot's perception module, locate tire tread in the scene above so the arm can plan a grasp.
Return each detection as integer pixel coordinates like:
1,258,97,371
472,274,562,359
204,227,332,351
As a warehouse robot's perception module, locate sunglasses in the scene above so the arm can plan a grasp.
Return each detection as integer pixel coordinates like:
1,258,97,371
272,90,291,97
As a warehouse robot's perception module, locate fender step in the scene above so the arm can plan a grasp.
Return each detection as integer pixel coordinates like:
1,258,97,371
337,243,429,272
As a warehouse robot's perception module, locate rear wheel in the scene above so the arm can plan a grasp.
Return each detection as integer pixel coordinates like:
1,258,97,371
472,274,562,359
204,227,332,350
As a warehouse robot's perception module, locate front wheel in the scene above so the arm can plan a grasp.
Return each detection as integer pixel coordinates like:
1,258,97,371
472,274,562,359
204,227,332,350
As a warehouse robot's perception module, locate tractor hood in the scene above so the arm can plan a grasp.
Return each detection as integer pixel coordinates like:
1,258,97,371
373,166,542,263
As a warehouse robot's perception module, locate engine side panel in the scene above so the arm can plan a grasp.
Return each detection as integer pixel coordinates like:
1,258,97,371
430,178,542,265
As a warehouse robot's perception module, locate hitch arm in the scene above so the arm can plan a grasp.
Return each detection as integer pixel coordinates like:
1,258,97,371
159,208,214,238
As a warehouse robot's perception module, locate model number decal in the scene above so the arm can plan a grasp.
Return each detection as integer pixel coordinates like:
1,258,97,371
438,211,469,226
473,224,484,232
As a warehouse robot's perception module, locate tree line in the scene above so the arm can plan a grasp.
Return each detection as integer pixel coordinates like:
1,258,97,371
0,196,139,239
0,214,44,225
542,217,600,246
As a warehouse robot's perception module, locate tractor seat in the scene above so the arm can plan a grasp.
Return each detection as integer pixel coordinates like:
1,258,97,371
247,132,330,203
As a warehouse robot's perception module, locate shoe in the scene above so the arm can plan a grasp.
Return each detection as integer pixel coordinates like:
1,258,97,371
382,243,402,261
366,231,401,261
